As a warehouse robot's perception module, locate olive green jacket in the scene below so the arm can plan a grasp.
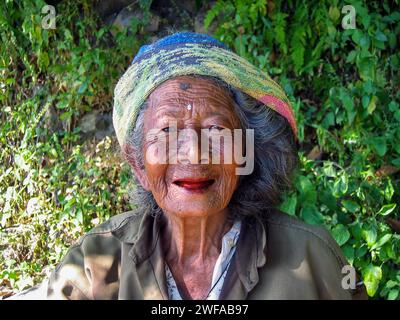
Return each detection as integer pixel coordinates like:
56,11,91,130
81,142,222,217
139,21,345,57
13,209,367,300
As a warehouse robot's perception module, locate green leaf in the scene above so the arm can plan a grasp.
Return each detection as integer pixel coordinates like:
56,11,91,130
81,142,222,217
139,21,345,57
342,245,355,264
322,112,335,128
290,26,306,74
357,57,375,81
363,80,375,94
75,208,83,224
15,154,29,172
362,95,370,109
273,12,288,54
319,190,337,211
362,264,382,297
385,280,398,289
60,111,73,121
350,222,363,241
388,101,398,112
204,1,226,30
346,50,357,63
341,91,354,113
279,194,297,216
323,162,337,178
360,34,370,49
77,82,88,95
375,30,387,42
351,29,362,45
384,179,395,201
362,225,377,247
300,204,324,225
356,245,368,258
377,203,396,216
370,234,392,250
395,110,400,123
371,137,387,157
339,90,357,125
391,158,400,167
328,6,340,22
367,96,377,114
341,200,360,213
333,175,348,197
296,175,317,204
332,224,351,246
56,100,69,109
38,51,49,69
388,289,399,300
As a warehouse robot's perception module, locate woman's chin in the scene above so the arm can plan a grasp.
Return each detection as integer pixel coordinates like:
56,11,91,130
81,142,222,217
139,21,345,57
165,203,220,219
159,183,226,218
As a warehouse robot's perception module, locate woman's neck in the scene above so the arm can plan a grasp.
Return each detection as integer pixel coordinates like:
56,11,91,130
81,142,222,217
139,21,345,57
162,209,232,266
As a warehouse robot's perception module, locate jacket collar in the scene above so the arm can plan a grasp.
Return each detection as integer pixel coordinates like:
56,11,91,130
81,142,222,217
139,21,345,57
128,212,164,264
124,212,169,299
234,216,267,294
121,211,268,299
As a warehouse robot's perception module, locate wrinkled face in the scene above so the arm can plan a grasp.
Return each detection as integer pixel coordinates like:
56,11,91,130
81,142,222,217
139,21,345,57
140,76,241,218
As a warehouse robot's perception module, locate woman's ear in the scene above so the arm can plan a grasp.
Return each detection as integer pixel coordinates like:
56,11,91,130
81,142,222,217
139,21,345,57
123,144,151,191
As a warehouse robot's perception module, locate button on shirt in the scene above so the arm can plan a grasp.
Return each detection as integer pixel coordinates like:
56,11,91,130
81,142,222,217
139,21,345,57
165,220,242,300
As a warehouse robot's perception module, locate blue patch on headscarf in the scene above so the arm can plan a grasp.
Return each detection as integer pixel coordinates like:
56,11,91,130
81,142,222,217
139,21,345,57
131,32,230,65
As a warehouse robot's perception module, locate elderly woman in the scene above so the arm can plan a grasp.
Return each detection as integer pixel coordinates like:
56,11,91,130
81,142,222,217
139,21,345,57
13,32,365,300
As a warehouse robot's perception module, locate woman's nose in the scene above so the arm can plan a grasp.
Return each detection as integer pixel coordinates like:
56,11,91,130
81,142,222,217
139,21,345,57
177,128,200,164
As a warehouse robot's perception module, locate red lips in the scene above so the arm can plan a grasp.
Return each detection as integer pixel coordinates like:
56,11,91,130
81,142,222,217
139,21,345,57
173,178,215,192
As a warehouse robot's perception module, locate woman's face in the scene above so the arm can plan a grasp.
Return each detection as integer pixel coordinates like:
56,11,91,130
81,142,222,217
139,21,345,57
140,76,241,218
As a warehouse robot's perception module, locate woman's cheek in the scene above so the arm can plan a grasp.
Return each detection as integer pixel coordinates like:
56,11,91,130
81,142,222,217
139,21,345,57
145,163,169,198
219,165,239,203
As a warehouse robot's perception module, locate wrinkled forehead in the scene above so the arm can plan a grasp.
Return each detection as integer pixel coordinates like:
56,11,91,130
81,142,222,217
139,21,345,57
148,76,235,109
144,76,241,125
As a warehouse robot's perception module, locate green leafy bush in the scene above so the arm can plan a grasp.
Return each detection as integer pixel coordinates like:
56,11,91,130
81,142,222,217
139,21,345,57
1,0,399,300
205,0,400,299
0,0,150,294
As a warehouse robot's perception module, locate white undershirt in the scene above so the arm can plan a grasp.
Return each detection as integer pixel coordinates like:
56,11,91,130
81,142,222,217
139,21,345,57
165,220,242,300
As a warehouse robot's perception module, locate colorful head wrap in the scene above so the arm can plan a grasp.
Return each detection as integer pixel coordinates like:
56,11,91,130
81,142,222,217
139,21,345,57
113,32,297,148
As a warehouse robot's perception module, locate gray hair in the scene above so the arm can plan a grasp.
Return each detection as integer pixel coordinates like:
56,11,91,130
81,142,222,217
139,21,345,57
122,75,299,220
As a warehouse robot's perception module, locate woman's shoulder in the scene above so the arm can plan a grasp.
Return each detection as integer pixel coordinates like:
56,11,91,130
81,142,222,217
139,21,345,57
52,209,146,275
263,209,349,271
248,209,367,299
266,209,339,249
73,209,145,247
45,210,147,299
86,209,144,238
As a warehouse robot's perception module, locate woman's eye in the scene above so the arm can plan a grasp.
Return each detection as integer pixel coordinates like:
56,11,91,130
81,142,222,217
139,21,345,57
209,125,224,131
161,126,178,133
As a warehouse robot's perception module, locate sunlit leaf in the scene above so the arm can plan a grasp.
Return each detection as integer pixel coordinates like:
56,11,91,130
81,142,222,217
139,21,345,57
332,224,350,246
362,264,382,297
377,203,396,216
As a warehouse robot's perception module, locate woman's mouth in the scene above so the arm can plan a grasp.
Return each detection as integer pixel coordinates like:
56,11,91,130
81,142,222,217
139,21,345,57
173,178,215,193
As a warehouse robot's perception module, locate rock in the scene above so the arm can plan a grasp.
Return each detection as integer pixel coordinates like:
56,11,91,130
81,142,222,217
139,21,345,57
95,0,136,20
112,3,160,34
194,4,218,35
78,111,114,140
43,105,63,134
149,35,159,43
95,112,114,140
143,0,196,33
146,13,161,33
79,111,98,134
306,145,323,160
103,12,119,26
181,0,197,15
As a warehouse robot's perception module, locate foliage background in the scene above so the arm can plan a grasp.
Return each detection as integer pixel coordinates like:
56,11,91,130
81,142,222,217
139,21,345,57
1,0,399,299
